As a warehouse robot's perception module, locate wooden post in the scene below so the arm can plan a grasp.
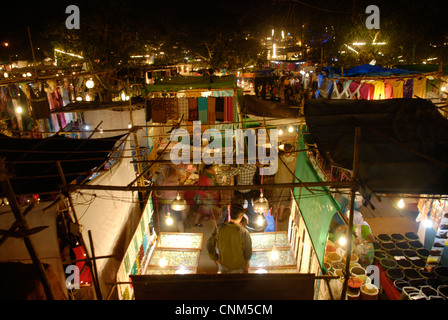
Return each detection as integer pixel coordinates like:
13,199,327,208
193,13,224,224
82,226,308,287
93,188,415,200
340,127,361,300
0,158,54,300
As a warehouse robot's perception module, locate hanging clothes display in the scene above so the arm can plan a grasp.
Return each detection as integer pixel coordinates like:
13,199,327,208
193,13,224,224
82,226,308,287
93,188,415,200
165,97,179,121
403,79,413,98
207,97,216,124
384,80,393,99
349,81,361,99
359,82,373,100
372,80,385,100
224,97,234,122
150,98,167,123
413,77,427,99
29,85,51,120
215,97,225,122
331,80,351,99
178,97,189,121
197,97,208,123
187,97,198,121
391,79,404,98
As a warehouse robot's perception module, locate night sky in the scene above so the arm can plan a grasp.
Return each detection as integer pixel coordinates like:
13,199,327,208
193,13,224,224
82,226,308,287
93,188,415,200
0,0,446,61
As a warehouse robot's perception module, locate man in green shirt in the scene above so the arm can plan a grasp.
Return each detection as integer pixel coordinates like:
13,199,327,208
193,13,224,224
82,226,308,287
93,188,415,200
207,206,253,273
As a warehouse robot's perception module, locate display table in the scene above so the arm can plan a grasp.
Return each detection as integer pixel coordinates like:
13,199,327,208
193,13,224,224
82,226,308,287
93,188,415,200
375,261,401,300
143,232,203,275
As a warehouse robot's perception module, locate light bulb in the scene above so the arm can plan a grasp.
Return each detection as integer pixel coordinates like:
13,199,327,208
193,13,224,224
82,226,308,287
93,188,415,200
16,106,22,114
86,79,94,89
84,124,90,130
397,198,405,209
128,122,132,129
257,215,264,226
100,127,103,134
166,214,173,226
423,219,433,228
338,236,347,246
278,129,283,136
288,126,294,133
159,257,168,268
270,248,279,261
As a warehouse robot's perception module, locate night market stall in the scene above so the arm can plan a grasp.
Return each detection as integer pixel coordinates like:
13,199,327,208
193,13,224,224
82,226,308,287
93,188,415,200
303,97,448,300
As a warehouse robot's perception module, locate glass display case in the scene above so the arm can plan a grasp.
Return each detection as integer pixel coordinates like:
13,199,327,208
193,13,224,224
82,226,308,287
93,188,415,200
248,266,299,274
249,248,296,268
149,249,201,268
156,232,203,250
145,266,197,275
250,231,290,250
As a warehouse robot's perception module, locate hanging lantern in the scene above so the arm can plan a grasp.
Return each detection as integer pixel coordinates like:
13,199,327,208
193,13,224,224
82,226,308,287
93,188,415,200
170,192,187,211
253,192,269,214
86,79,94,89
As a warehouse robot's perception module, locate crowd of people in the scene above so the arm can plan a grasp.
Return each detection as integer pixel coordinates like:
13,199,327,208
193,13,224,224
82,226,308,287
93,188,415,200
255,72,318,107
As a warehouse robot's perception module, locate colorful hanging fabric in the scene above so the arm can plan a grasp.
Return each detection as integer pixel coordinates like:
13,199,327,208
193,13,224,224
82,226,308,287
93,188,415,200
412,77,427,99
215,97,225,121
178,97,189,121
207,97,216,124
359,83,372,100
403,79,413,98
391,79,404,98
166,98,179,121
349,81,361,99
384,80,393,99
197,97,208,123
187,97,198,121
224,97,234,122
29,86,51,119
150,98,167,123
372,80,385,100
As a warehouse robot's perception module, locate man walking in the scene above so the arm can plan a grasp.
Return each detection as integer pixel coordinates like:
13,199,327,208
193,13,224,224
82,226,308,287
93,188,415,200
206,206,252,273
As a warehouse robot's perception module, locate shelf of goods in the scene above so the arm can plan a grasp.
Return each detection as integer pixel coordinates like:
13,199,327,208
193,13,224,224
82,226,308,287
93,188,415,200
373,231,448,300
248,231,299,273
144,232,203,275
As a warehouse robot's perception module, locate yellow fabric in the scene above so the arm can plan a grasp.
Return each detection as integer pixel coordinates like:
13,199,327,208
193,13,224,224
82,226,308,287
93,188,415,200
413,77,427,98
372,80,385,99
391,79,404,98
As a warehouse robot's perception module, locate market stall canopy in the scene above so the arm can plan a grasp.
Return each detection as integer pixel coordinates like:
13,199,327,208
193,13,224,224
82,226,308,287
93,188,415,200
324,64,421,78
143,75,236,93
242,95,300,118
0,133,126,195
304,98,448,195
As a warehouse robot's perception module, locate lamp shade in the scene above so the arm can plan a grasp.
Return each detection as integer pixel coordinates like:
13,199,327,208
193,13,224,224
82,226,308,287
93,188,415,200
170,192,187,211
253,193,269,214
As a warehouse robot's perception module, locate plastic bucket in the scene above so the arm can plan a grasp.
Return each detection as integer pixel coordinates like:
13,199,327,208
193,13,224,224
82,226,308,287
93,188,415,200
326,252,342,264
380,257,397,270
356,274,371,285
391,233,405,242
400,286,419,300
403,268,422,280
404,232,419,242
347,287,360,300
377,234,391,242
350,266,366,276
437,285,448,298
326,244,337,254
393,279,409,292
395,242,410,250
416,248,430,260
387,268,405,281
360,283,379,300
396,259,412,269
409,240,423,250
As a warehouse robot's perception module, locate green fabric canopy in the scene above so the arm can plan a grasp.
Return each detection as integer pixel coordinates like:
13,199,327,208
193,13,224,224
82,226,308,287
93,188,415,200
293,132,342,270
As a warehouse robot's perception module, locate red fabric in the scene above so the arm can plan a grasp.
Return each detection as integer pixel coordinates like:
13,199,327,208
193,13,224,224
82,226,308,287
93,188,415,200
384,80,394,99
73,246,93,285
375,261,401,300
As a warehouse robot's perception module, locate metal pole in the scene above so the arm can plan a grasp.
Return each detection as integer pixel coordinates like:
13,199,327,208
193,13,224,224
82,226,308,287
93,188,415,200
340,127,361,300
0,159,54,300
88,230,103,300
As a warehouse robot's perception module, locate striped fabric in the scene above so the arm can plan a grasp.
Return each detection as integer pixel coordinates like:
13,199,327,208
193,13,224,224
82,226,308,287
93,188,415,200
178,97,189,121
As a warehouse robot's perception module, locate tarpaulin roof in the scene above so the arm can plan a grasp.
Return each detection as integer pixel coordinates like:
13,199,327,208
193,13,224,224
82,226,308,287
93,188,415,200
0,134,126,195
304,98,448,195
324,64,421,78
242,95,300,118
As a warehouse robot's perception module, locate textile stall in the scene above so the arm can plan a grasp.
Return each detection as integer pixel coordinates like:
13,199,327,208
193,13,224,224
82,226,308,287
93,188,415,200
316,64,445,104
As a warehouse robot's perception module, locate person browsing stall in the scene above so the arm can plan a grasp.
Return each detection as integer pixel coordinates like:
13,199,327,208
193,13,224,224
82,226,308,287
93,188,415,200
206,206,252,273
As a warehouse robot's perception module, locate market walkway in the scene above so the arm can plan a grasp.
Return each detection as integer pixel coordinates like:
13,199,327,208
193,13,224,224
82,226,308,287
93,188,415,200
183,195,419,274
